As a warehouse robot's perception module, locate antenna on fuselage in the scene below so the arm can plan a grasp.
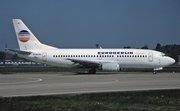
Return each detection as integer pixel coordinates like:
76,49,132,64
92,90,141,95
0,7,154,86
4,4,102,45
95,44,102,49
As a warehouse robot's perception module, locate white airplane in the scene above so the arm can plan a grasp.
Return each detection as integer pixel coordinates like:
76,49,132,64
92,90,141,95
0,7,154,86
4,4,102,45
7,19,175,74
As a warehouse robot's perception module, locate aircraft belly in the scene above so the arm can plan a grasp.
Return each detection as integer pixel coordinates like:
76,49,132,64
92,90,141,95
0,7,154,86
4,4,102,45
118,59,157,68
47,59,75,67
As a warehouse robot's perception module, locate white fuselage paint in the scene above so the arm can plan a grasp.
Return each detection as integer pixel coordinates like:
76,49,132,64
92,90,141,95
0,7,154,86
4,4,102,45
17,48,175,69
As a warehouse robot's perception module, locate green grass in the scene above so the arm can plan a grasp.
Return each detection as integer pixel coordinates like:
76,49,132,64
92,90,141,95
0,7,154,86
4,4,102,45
0,89,180,111
0,66,85,73
0,66,179,73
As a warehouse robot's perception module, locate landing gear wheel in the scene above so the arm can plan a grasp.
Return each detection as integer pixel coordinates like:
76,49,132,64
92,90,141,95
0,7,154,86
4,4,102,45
153,71,157,74
88,68,96,74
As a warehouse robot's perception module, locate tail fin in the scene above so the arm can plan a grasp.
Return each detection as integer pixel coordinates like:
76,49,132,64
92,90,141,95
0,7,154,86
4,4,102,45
12,19,57,50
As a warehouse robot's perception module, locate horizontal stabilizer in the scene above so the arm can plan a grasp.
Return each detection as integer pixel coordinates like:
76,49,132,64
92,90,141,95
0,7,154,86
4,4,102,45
6,48,31,54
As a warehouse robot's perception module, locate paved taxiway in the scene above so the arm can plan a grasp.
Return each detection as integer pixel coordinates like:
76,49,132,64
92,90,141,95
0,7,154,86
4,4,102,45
0,72,180,97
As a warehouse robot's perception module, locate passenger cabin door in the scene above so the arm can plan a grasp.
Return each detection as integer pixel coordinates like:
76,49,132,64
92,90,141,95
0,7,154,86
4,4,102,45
148,52,153,62
42,52,47,62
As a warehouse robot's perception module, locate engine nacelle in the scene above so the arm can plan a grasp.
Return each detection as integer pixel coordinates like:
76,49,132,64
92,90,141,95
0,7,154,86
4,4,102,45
99,63,120,72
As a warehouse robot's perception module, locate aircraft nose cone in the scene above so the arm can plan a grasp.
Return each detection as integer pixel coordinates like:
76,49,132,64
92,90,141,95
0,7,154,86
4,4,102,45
170,58,175,64
167,57,175,66
161,57,175,67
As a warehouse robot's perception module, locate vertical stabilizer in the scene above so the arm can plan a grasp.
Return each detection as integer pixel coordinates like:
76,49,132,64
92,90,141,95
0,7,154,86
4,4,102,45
13,19,43,50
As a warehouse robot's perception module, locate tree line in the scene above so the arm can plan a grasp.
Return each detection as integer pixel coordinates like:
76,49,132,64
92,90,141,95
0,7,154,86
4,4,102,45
155,43,180,62
124,43,180,62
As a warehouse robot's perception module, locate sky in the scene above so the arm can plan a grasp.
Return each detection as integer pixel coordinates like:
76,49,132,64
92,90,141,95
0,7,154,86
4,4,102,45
0,0,180,51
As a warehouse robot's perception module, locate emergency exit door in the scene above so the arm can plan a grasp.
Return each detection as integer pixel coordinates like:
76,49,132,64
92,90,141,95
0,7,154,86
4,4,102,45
42,52,47,62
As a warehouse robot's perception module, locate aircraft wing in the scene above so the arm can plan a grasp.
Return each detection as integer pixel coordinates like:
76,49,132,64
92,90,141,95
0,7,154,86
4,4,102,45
67,58,100,68
6,48,31,54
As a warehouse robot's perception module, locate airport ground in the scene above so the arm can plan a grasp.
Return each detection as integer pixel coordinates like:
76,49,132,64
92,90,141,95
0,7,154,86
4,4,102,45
0,70,180,110
0,66,180,73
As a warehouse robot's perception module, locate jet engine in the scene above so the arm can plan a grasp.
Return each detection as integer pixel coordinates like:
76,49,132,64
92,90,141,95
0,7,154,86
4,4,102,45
99,63,120,72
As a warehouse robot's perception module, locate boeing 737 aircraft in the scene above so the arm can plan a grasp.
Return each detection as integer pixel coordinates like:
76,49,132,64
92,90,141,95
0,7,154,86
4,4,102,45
6,19,175,74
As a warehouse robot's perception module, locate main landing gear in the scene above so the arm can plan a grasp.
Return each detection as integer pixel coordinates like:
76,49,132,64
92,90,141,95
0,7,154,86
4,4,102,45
88,68,96,74
153,71,157,74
